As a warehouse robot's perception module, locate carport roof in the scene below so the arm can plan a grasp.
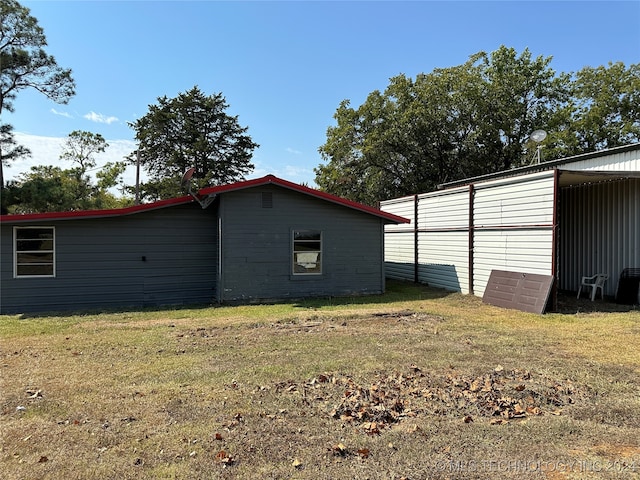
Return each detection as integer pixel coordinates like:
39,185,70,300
1,174,410,224
557,169,640,187
438,143,640,189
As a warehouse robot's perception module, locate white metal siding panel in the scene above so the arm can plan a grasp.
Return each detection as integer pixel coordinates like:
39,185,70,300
382,196,415,281
382,196,415,232
562,149,640,172
382,188,471,291
384,231,415,280
419,188,469,229
558,178,640,297
418,231,469,293
474,230,553,297
474,174,555,227
471,172,555,297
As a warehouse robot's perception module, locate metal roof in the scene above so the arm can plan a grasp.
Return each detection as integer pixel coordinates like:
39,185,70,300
0,174,410,225
438,143,640,189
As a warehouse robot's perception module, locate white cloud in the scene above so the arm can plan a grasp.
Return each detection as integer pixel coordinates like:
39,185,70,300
286,147,302,155
84,111,119,124
50,108,73,118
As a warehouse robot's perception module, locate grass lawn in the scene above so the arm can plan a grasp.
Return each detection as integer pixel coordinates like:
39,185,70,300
1,281,639,479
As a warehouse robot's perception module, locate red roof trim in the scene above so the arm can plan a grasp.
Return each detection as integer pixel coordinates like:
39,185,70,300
0,175,410,224
199,175,410,223
0,195,194,223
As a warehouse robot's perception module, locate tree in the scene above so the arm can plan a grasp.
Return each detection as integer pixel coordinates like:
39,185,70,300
0,122,30,213
130,86,259,200
59,130,108,172
316,46,568,204
3,163,131,214
3,130,130,213
547,62,640,158
0,0,75,188
58,130,106,204
4,165,83,213
0,0,75,110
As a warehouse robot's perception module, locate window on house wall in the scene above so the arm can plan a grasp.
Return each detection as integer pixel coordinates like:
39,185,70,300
292,230,322,275
14,227,55,277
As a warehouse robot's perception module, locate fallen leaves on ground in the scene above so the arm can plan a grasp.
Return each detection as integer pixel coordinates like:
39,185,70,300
274,365,580,433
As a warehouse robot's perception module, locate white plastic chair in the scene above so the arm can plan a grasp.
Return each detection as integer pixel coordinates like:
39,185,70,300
577,273,608,301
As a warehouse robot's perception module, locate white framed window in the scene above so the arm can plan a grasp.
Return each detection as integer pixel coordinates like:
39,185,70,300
292,230,322,275
14,227,55,278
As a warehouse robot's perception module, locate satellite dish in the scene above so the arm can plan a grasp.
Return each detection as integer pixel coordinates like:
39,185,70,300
181,167,196,187
529,130,547,164
530,129,547,143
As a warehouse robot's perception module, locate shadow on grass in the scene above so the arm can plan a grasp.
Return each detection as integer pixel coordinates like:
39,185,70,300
292,279,453,310
14,302,218,320
555,291,639,315
13,281,636,319
13,280,453,320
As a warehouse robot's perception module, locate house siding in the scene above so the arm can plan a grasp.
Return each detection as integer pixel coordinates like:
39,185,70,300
219,185,385,302
1,203,218,314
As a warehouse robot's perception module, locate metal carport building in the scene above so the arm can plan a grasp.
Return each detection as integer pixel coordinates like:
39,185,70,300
381,143,640,307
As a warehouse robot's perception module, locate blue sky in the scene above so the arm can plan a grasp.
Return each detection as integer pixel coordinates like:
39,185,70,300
5,0,640,190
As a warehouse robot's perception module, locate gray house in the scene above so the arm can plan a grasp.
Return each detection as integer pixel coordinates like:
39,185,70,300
0,175,409,314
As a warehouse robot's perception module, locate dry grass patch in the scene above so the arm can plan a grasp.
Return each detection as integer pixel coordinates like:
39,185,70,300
1,282,639,479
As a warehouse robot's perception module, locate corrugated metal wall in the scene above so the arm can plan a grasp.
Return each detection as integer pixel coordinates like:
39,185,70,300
472,173,555,296
383,147,640,303
558,178,640,297
563,149,640,172
418,188,470,293
382,171,556,297
381,195,416,282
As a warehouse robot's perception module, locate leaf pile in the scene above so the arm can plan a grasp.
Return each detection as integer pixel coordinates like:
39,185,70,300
277,366,580,433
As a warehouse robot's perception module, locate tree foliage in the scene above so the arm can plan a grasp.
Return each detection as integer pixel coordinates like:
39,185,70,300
315,46,638,204
59,130,108,172
4,164,131,214
130,86,259,200
546,61,640,157
0,122,30,168
0,122,30,213
0,0,75,188
3,130,130,213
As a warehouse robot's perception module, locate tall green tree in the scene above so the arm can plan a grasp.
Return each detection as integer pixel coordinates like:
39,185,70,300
547,62,640,158
59,130,108,172
4,130,130,213
0,0,75,188
130,86,259,200
0,122,30,213
316,46,567,204
316,47,637,205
